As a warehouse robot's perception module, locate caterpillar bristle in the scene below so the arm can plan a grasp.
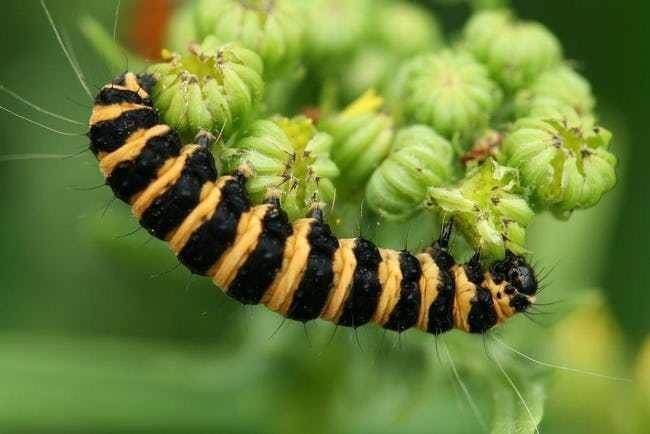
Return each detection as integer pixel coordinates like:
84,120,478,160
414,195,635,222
0,104,83,137
40,0,94,100
0,83,84,126
491,336,633,383
0,153,68,163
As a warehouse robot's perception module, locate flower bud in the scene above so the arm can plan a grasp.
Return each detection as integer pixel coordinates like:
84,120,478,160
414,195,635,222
341,2,443,101
463,9,562,91
342,48,397,101
320,90,394,187
191,0,304,77
501,107,617,218
515,65,596,119
366,125,455,221
296,0,372,65
147,37,264,141
390,50,502,146
371,1,443,57
222,116,339,220
427,159,534,260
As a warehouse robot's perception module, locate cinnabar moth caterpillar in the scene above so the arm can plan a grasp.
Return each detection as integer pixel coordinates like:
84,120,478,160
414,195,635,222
88,72,539,335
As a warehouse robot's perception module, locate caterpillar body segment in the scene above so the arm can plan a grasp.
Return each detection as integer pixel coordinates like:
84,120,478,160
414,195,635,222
88,73,539,336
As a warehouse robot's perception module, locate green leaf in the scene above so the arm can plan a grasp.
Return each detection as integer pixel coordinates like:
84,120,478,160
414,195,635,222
0,333,268,432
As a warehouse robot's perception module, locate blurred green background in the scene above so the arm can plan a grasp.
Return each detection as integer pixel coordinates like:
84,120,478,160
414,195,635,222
0,1,648,433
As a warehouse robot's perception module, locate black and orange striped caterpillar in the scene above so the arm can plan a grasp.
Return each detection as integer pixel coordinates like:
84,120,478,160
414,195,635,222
89,72,539,336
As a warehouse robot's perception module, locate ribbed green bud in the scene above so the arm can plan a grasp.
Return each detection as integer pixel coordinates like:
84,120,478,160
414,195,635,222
501,107,617,218
222,116,339,220
190,0,303,77
147,37,264,141
366,125,455,221
320,90,394,187
515,65,596,119
341,2,443,101
463,9,562,91
390,50,502,145
342,48,396,101
371,1,443,57
296,0,372,64
427,159,534,260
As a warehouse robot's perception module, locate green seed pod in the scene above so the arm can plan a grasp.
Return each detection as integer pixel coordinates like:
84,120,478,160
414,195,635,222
501,106,617,218
463,9,562,91
427,159,534,260
147,36,264,141
390,50,502,146
222,116,339,220
320,90,394,187
192,0,304,77
515,65,596,119
296,0,372,65
366,125,455,221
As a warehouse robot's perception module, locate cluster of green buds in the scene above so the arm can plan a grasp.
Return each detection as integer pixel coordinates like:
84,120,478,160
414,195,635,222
222,116,339,220
514,65,596,120
295,0,372,67
389,50,502,147
147,36,264,140
82,0,620,262
171,0,304,78
501,106,617,218
427,159,535,259
341,1,444,99
463,9,562,91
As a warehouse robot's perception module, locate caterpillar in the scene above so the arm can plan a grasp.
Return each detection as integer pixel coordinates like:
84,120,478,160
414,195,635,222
88,72,539,336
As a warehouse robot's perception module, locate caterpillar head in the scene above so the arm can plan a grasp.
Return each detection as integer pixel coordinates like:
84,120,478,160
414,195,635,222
488,251,538,315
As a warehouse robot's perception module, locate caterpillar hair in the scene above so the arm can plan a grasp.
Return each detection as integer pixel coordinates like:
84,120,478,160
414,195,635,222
88,72,540,336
